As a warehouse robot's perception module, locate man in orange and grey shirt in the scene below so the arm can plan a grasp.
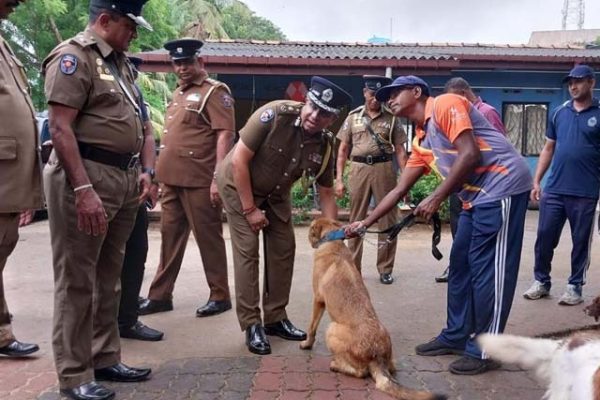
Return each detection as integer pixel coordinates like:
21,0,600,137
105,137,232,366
346,75,531,375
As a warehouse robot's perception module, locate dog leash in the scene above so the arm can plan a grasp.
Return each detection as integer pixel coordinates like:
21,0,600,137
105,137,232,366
363,211,443,261
315,211,443,261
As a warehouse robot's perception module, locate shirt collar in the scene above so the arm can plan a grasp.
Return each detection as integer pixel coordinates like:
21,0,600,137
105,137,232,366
85,28,114,59
416,97,436,139
359,105,384,120
179,70,208,90
472,97,483,109
567,98,600,112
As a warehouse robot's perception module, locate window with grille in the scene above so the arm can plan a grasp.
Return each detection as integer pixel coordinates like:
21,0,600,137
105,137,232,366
502,103,548,156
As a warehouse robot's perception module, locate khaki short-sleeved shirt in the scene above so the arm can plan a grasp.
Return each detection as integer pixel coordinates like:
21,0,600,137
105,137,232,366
337,105,407,157
42,29,143,154
0,34,43,212
156,73,235,187
219,100,334,221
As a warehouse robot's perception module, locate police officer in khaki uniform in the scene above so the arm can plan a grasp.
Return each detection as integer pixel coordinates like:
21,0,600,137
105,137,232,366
0,0,42,358
138,38,235,318
335,75,408,284
42,1,153,399
217,76,352,355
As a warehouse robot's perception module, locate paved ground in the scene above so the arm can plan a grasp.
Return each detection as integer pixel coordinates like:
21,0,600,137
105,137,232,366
2,210,599,400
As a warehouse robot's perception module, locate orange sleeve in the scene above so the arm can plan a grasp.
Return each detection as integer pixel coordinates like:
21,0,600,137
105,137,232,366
406,136,431,173
433,94,473,143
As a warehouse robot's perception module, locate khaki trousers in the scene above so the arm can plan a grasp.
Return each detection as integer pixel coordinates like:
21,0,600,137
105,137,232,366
347,161,399,274
148,184,230,302
44,159,138,389
0,213,19,347
222,202,295,331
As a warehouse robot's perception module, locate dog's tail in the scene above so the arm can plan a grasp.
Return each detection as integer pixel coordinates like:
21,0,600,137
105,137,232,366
478,333,559,382
368,361,447,400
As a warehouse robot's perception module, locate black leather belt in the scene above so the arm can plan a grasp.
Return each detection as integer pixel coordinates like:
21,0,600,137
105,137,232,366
78,142,140,170
351,154,392,165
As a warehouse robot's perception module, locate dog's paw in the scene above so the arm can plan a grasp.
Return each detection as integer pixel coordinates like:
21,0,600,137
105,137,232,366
299,340,313,350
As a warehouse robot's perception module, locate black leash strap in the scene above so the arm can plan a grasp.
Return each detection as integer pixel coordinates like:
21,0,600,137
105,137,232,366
366,212,443,260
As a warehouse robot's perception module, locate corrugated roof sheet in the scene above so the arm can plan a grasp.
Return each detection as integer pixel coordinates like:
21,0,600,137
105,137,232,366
146,40,600,60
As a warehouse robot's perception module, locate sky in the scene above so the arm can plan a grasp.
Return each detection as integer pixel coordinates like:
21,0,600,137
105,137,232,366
241,0,600,44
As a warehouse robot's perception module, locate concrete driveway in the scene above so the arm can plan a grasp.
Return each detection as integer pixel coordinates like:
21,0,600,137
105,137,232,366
2,210,599,399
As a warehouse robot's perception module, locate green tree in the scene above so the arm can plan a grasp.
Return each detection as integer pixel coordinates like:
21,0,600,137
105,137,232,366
221,1,286,41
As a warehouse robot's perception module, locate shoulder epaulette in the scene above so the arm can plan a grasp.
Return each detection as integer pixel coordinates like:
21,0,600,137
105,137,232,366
275,100,302,116
348,105,364,115
70,32,96,48
205,78,232,95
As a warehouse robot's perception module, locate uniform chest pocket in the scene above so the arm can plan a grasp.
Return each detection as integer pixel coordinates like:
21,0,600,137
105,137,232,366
183,103,208,126
92,79,127,117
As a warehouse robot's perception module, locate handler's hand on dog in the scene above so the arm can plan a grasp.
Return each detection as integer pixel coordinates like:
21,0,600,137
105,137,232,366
415,193,443,221
344,221,366,238
246,208,269,233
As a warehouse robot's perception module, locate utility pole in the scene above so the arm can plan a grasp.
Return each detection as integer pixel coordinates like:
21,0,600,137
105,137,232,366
562,0,585,30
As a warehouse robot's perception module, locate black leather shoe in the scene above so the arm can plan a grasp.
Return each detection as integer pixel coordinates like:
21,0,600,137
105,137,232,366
264,319,307,341
196,299,232,317
120,321,164,341
95,362,151,382
380,273,394,285
60,381,115,400
138,298,173,315
0,340,39,357
245,323,271,355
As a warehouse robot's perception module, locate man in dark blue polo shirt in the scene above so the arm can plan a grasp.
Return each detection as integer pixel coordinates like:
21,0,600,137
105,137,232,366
524,64,600,306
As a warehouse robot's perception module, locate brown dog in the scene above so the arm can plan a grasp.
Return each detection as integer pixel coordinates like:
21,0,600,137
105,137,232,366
301,218,445,400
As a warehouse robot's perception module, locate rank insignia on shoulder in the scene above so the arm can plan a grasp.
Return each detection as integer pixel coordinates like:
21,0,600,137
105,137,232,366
186,93,201,102
260,108,274,123
60,54,78,75
221,93,234,108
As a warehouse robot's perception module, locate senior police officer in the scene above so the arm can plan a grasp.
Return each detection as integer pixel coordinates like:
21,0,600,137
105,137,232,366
42,1,154,399
0,0,43,358
217,76,352,355
138,38,235,318
335,75,408,284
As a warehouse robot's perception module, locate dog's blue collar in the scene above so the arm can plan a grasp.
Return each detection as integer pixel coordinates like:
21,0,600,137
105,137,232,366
315,229,346,247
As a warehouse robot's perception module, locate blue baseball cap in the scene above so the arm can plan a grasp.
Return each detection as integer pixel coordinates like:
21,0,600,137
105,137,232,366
562,64,595,83
375,75,431,102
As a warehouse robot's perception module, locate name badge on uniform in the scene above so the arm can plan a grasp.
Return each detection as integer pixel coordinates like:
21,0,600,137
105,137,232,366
99,73,115,81
186,93,201,102
308,153,323,164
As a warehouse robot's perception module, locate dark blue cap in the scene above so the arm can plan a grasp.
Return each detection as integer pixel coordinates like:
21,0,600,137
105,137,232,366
89,0,152,31
563,64,595,82
164,38,204,61
307,76,353,114
375,75,431,101
363,75,392,91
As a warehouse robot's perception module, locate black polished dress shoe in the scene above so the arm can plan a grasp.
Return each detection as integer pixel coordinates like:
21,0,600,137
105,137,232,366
119,321,164,341
245,323,271,355
138,298,173,315
95,362,151,382
380,273,394,285
264,319,307,341
60,381,115,400
0,340,39,357
196,299,232,317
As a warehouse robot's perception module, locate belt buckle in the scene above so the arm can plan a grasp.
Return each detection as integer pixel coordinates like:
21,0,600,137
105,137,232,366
366,155,374,165
127,153,140,169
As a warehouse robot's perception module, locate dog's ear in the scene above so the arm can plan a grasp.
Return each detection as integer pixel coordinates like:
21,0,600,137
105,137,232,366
308,219,323,248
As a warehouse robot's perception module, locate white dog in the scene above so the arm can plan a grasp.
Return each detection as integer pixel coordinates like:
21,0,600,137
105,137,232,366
478,333,600,400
